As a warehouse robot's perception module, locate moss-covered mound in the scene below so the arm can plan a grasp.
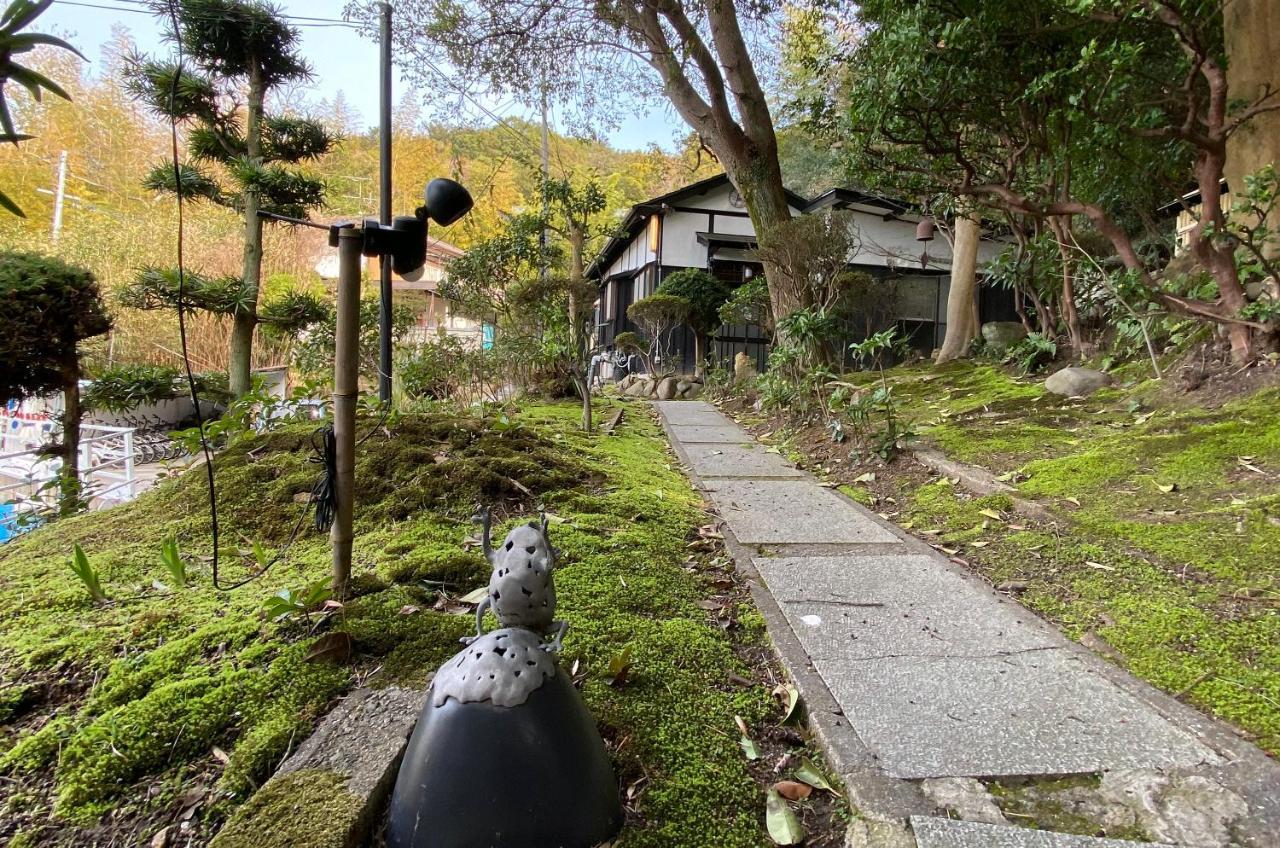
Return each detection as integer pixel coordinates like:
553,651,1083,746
846,365,1280,753
0,402,777,846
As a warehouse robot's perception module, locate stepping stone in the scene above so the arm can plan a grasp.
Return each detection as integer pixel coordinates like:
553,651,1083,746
817,650,1218,779
704,479,899,544
753,555,1058,659
681,443,804,478
667,424,752,444
911,817,1171,847
653,401,730,426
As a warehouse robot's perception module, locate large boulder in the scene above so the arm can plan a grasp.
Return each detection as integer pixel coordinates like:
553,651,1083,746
733,352,757,383
1044,366,1113,397
656,376,679,401
981,321,1028,353
682,383,703,400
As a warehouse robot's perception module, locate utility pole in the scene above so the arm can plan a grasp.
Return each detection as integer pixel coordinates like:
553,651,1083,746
51,150,68,245
539,79,550,283
377,0,395,403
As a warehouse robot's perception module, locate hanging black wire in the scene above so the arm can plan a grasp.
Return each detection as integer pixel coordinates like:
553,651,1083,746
310,425,337,532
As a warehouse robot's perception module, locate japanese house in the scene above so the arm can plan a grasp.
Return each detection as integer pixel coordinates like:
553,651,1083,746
586,174,1014,371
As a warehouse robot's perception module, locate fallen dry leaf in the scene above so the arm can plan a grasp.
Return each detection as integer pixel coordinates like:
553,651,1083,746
772,780,812,801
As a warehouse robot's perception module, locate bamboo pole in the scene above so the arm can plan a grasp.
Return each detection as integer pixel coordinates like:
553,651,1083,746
331,225,363,597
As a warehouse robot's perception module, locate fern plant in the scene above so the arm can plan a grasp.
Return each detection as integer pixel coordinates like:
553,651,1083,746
70,544,107,604
159,535,187,587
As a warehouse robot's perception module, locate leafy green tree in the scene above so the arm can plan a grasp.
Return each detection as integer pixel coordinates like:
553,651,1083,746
657,269,732,376
543,176,609,431
125,0,334,395
393,0,811,326
0,251,110,515
291,295,413,387
0,0,84,215
816,0,1278,363
627,293,690,374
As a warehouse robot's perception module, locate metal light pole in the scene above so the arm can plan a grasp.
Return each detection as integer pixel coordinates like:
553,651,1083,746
377,0,394,403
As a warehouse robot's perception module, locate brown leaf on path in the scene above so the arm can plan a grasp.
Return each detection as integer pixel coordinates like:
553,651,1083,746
772,780,813,801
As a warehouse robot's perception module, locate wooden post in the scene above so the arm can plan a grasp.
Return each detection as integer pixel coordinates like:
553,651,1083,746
331,226,363,597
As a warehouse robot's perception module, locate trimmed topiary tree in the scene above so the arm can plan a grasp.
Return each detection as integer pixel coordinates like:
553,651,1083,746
656,268,732,376
626,293,689,374
0,251,111,514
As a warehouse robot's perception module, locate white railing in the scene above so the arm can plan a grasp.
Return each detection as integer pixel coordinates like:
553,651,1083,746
1,416,137,511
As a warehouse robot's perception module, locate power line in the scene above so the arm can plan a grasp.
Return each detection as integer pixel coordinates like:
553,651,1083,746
52,0,361,27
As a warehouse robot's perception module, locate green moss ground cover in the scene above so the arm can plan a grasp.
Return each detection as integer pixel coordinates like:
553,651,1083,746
873,367,1280,752
1,400,786,846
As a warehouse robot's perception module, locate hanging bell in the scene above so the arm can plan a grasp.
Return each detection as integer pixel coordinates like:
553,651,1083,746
915,216,936,242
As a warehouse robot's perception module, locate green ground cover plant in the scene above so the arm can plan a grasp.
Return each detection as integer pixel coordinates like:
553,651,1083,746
0,400,785,846
865,367,1280,752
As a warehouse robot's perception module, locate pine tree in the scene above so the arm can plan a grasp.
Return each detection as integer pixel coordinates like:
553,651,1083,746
125,0,334,395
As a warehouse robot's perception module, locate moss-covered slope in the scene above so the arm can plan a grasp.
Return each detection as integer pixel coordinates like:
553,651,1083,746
0,401,777,846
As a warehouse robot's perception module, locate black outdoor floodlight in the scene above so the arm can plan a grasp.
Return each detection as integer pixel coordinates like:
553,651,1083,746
423,177,474,226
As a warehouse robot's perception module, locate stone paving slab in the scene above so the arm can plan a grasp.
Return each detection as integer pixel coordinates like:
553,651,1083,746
682,443,805,478
666,423,752,444
910,817,1169,847
818,650,1218,779
704,479,900,544
754,555,1058,659
651,400,732,426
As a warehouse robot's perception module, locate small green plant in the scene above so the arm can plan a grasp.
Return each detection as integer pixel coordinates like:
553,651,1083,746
159,535,187,587
846,329,915,459
262,578,333,624
69,544,107,604
1004,332,1057,374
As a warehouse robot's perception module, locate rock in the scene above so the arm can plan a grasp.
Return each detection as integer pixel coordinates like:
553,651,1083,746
617,374,638,391
921,777,1009,826
624,379,651,398
683,383,702,399
1044,366,1113,397
734,351,757,383
980,321,1028,353
656,376,679,400
1098,768,1247,847
676,379,692,394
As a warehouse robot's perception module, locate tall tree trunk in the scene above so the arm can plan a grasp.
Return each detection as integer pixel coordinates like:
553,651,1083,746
1191,148,1255,363
935,215,981,363
567,223,592,432
59,375,82,517
1048,217,1085,354
229,61,266,397
1224,0,1280,252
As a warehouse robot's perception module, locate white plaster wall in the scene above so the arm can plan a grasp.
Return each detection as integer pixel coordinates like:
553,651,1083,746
660,208,713,268
845,211,1005,272
603,227,655,278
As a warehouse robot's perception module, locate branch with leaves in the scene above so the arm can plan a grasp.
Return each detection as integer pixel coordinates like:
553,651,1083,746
0,0,83,215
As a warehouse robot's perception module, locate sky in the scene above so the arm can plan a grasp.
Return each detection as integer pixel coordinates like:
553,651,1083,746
42,0,690,152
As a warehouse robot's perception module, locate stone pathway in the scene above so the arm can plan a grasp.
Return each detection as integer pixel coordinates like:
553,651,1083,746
654,400,1280,848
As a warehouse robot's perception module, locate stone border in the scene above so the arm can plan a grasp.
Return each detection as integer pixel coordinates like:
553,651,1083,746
211,686,425,848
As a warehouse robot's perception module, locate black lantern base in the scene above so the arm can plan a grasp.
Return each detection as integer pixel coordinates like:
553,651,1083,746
387,667,623,848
